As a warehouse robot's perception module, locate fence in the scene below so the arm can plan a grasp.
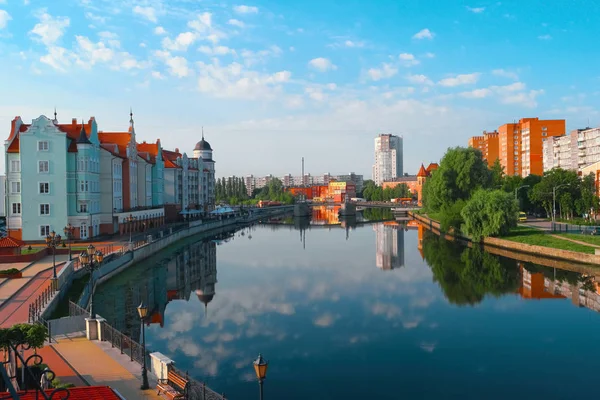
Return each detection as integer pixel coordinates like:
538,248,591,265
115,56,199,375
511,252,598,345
171,365,227,400
552,222,600,234
28,283,57,324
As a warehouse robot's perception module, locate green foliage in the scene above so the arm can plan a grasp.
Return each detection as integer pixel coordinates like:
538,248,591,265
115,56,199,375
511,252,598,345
422,231,520,305
422,147,492,212
362,208,394,221
0,268,20,275
0,324,47,350
439,200,466,233
490,159,504,188
363,183,411,202
461,189,518,241
215,176,248,205
529,168,580,218
502,226,595,254
252,178,294,204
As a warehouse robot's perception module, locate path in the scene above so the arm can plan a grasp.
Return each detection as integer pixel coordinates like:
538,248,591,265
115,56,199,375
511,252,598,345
52,336,161,399
549,234,600,248
0,255,69,327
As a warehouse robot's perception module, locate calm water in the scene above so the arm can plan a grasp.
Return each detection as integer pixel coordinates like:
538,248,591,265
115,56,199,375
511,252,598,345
95,220,600,400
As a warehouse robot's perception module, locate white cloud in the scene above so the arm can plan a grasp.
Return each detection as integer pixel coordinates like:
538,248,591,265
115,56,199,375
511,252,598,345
228,19,245,28
538,34,552,40
233,5,258,14
30,12,70,46
367,63,398,81
344,40,365,48
133,6,157,23
412,28,434,40
84,12,106,24
198,45,236,56
154,26,167,35
438,73,480,87
196,60,291,99
313,313,337,327
188,12,226,43
399,53,419,66
308,57,337,72
466,6,485,13
305,87,326,101
424,52,435,58
406,74,433,85
459,88,492,99
241,45,282,66
492,69,519,80
458,82,541,107
501,89,544,107
139,42,147,48
0,10,11,29
40,46,71,71
154,50,190,77
73,36,147,71
151,71,164,79
162,32,196,51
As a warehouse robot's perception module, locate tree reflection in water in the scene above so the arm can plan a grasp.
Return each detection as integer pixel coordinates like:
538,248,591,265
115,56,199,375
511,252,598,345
422,231,520,305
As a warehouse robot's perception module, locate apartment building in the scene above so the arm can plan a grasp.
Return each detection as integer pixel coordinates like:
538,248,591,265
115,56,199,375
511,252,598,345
468,131,499,167
373,134,403,185
542,134,578,172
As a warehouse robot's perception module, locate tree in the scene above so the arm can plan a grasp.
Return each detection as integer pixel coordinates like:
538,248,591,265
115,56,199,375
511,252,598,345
461,189,518,241
529,168,579,219
422,147,492,212
576,173,599,221
439,200,466,233
490,159,504,188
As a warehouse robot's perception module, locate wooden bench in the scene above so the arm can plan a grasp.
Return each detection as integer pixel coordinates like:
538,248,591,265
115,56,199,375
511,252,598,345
157,370,189,399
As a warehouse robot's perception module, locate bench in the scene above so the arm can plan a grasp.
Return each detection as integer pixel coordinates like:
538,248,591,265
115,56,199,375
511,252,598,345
157,370,189,400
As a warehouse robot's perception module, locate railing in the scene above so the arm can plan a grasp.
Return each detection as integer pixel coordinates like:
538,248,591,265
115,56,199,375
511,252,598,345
69,301,88,317
171,365,227,400
101,321,148,368
28,284,57,324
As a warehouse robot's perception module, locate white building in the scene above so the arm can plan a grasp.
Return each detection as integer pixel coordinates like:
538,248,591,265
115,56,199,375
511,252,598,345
372,134,403,186
193,133,215,211
374,224,405,270
542,127,600,172
0,175,5,218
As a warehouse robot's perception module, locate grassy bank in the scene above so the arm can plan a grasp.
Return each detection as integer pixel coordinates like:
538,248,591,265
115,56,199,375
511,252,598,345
556,233,600,247
502,227,596,254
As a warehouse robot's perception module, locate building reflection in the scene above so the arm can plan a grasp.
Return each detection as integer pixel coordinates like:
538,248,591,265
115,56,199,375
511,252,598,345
312,205,341,225
97,238,218,339
374,222,405,270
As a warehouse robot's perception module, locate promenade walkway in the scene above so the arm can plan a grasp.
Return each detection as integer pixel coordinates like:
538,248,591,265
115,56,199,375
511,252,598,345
0,254,69,327
52,336,161,399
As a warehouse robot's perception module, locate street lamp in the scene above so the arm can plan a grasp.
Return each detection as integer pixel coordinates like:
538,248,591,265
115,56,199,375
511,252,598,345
137,302,150,390
78,244,104,319
63,224,74,261
253,353,268,400
515,185,530,201
553,183,571,222
45,230,62,288
124,214,137,243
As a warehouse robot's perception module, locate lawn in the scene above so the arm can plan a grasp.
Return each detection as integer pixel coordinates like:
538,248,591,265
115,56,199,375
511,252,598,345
557,233,600,247
502,227,596,254
20,248,42,255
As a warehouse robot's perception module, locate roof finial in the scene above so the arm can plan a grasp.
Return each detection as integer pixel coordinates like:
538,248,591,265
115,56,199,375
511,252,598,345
129,107,133,123
202,126,204,140
53,107,57,122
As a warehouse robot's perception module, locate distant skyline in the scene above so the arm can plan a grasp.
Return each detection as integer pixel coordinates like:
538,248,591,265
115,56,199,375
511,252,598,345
1,0,599,178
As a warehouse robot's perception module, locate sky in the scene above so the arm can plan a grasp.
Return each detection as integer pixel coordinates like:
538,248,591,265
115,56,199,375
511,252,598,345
0,0,599,178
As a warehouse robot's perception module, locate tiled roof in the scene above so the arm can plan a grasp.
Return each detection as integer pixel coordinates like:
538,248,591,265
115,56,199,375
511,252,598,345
164,158,180,169
100,143,127,159
0,237,25,248
18,386,122,400
426,163,439,172
417,164,428,177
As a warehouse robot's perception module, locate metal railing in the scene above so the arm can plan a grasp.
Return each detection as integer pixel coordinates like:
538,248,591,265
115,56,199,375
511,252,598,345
28,284,57,324
101,321,148,368
171,365,227,400
68,301,88,317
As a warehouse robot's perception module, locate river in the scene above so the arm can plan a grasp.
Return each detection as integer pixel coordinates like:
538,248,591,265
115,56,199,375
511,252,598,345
94,218,600,399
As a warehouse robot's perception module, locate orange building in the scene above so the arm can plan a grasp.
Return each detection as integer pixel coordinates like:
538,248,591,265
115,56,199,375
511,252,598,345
468,130,499,167
382,176,418,194
287,181,354,202
498,118,565,177
416,162,438,206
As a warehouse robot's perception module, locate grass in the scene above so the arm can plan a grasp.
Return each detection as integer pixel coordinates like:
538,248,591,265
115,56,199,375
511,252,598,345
502,226,596,254
20,248,42,255
556,233,600,247
426,212,442,222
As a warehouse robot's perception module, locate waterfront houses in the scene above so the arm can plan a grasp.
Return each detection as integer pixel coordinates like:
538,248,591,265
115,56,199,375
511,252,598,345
4,113,216,241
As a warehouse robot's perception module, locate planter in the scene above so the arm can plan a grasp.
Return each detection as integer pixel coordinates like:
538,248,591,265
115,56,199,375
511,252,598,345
0,271,22,279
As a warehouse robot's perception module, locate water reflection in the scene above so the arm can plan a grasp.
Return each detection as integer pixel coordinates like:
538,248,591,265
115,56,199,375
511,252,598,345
374,222,405,270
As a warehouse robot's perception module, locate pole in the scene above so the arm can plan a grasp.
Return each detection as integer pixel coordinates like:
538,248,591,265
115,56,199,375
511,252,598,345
140,319,149,390
553,186,557,222
68,234,72,261
89,262,95,319
52,245,56,279
259,379,264,400
129,219,133,242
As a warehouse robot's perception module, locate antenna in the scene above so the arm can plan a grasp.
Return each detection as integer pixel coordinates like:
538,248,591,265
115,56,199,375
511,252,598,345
302,157,305,187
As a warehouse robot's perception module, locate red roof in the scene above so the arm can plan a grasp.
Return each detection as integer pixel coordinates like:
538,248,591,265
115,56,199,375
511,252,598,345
8,117,95,154
0,237,25,248
417,164,428,177
18,386,122,400
162,149,182,169
426,163,439,172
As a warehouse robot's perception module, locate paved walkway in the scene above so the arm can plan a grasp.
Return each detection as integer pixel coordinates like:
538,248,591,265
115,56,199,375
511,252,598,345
0,255,69,327
550,234,600,248
52,336,161,399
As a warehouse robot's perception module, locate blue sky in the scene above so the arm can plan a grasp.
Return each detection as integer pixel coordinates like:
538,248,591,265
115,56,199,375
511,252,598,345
1,0,599,178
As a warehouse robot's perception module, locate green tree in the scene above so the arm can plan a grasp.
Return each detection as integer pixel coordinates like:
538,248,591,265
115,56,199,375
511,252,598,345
422,147,492,212
576,173,599,221
461,189,518,241
439,199,466,233
530,168,579,218
490,159,504,188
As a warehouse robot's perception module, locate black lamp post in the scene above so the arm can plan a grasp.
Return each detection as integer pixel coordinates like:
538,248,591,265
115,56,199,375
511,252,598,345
78,244,104,319
63,224,74,261
45,230,62,288
137,302,150,390
125,214,136,243
253,353,268,400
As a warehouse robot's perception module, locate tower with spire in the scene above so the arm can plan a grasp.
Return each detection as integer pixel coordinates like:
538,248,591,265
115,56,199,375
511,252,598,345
193,127,216,211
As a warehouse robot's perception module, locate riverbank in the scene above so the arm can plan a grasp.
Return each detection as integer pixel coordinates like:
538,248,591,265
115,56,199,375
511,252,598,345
410,212,600,266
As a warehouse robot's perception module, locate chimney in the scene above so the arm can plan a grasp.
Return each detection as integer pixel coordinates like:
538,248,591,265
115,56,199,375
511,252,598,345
72,118,77,125
175,148,179,153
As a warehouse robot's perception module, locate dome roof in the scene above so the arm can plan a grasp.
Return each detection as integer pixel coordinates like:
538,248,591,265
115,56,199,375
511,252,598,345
194,138,212,151
195,289,214,304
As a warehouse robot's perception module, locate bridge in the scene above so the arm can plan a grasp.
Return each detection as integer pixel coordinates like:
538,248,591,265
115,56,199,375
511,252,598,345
308,200,421,210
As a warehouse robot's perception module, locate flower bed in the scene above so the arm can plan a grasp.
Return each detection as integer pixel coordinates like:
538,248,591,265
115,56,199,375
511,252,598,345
0,268,23,279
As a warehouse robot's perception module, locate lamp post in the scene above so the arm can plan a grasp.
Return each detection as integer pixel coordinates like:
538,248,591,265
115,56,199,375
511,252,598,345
124,214,136,243
63,224,74,261
553,183,571,222
253,353,268,400
78,244,104,319
137,302,150,390
45,230,62,289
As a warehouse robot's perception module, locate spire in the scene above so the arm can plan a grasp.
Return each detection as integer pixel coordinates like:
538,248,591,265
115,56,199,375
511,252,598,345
130,107,133,123
53,107,57,122
202,126,204,140
76,119,91,144
417,164,428,178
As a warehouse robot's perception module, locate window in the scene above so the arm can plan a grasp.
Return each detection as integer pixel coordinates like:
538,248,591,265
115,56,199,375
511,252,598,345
10,160,20,172
40,204,50,215
542,126,547,131
85,181,89,192
38,141,49,151
38,161,49,173
80,203,87,213
39,182,49,194
40,225,50,237
542,132,547,137
12,203,21,214
10,182,20,193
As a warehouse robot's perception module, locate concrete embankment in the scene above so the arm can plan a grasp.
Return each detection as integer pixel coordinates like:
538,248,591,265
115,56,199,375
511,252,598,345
410,212,600,267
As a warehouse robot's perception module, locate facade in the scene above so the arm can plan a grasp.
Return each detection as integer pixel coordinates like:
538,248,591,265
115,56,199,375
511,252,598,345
382,175,418,195
0,175,5,218
468,136,485,153
373,134,403,185
3,112,214,241
542,134,578,172
497,118,565,177
468,131,499,167
374,222,405,270
416,163,438,206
